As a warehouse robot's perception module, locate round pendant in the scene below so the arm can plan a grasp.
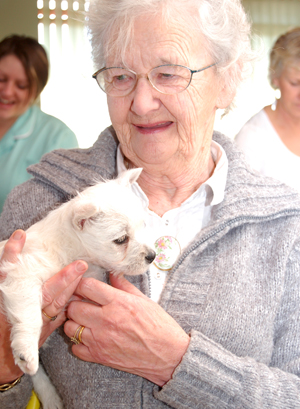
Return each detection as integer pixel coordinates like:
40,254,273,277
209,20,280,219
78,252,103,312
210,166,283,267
153,236,181,271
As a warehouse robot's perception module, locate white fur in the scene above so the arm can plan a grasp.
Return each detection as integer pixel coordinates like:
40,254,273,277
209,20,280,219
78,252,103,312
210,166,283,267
0,168,156,409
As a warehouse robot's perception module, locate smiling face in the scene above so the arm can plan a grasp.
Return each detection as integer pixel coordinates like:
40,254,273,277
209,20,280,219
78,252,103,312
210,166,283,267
106,14,232,178
274,63,300,119
0,54,33,129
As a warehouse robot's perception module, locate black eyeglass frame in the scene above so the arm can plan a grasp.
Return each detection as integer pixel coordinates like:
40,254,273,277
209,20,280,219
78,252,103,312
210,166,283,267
92,62,218,96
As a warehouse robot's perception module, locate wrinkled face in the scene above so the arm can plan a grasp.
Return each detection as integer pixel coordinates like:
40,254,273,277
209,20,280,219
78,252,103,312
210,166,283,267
0,54,33,126
106,14,231,172
274,64,300,119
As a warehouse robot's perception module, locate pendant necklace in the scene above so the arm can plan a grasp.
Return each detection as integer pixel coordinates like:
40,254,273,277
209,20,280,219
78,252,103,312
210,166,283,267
153,235,181,271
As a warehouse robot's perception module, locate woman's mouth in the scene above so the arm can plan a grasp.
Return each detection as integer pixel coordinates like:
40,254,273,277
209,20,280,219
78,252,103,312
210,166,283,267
133,121,173,134
0,98,14,107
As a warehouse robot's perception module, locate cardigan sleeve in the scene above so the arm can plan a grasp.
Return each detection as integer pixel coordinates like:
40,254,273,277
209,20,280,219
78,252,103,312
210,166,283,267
0,179,65,408
0,375,33,409
155,237,300,409
0,177,67,241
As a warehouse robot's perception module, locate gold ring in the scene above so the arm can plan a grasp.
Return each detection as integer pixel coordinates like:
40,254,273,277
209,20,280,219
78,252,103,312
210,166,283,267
42,310,57,321
70,325,85,345
78,325,85,343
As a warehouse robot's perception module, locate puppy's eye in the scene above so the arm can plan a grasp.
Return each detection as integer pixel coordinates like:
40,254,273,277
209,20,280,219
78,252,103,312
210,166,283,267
114,235,129,245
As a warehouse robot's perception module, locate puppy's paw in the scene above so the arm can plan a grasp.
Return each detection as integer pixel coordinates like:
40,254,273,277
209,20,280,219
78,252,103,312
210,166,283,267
13,349,39,375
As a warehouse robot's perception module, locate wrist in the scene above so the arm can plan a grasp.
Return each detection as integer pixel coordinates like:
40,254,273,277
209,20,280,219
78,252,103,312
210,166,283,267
0,348,24,384
154,333,190,387
0,367,24,385
0,375,24,392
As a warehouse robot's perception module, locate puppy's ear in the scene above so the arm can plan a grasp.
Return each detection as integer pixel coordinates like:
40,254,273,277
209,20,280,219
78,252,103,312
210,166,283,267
118,168,143,187
72,202,99,230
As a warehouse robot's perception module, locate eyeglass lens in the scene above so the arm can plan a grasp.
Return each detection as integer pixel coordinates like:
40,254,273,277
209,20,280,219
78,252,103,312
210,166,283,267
96,65,193,96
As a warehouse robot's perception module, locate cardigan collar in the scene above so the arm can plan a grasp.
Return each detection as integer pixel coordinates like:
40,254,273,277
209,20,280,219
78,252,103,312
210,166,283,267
27,125,300,222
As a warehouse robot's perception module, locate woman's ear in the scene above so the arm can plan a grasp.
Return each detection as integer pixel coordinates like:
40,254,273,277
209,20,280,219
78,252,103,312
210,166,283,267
216,80,236,110
272,76,279,89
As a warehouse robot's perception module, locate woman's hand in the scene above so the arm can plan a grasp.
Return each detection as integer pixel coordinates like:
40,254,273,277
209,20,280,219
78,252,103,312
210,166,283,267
64,274,190,386
0,230,88,384
39,258,88,346
0,230,26,383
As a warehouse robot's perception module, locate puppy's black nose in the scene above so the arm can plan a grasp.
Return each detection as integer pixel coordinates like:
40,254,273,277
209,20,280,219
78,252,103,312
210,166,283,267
145,250,156,264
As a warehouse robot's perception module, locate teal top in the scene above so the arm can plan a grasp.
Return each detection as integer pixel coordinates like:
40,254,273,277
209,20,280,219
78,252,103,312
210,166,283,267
0,105,78,213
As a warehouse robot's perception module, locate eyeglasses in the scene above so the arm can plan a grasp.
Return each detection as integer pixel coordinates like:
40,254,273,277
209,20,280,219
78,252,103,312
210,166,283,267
92,63,217,97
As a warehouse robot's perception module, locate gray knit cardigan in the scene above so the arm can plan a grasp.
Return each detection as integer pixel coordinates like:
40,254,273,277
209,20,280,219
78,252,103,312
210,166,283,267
1,127,300,409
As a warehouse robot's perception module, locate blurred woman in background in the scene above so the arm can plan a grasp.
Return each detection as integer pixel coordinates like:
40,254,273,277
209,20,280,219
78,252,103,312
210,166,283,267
0,35,78,212
235,28,300,190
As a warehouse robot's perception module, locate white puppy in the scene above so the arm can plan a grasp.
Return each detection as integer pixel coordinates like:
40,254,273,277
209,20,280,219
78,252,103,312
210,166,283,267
0,168,156,409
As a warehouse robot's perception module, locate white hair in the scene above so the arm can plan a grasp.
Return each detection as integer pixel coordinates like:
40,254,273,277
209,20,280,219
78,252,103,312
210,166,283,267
87,0,256,106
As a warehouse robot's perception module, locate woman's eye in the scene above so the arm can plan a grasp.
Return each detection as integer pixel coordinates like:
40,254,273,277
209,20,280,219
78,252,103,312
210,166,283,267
114,235,129,245
158,72,175,81
111,74,134,90
115,75,128,82
17,83,29,90
112,73,133,83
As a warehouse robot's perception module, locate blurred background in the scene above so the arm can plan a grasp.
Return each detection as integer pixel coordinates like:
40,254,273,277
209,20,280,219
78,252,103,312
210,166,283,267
1,0,299,148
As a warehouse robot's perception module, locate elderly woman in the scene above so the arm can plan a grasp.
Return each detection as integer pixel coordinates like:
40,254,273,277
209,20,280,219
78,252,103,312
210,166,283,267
1,1,300,408
235,27,300,190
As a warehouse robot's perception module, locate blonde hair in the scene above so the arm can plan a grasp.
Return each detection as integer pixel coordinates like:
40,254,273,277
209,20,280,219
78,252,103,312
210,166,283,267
269,27,300,89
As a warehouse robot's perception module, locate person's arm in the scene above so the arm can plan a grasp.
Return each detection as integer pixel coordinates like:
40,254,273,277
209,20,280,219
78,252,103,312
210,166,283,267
34,109,79,153
65,239,300,409
0,230,87,409
0,177,67,241
64,274,190,386
44,126,79,151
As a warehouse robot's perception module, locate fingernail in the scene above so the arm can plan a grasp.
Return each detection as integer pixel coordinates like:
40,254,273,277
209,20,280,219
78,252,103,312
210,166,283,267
76,261,87,272
12,230,23,240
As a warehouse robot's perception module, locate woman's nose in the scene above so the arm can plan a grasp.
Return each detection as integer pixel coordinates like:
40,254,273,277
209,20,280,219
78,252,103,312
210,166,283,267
0,80,15,96
130,77,161,116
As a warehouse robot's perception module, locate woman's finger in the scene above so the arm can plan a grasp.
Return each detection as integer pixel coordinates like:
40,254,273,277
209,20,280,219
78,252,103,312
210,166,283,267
67,298,103,330
38,261,88,345
0,230,26,282
74,274,147,308
109,273,148,298
42,260,88,312
64,319,92,346
0,231,27,380
74,277,117,306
